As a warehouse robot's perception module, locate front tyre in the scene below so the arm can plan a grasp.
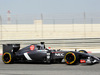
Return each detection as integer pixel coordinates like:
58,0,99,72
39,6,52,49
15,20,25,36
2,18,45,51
64,52,77,65
79,50,88,53
2,52,13,64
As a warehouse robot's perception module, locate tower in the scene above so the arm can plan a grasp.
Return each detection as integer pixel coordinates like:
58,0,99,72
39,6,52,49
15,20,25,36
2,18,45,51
7,10,11,24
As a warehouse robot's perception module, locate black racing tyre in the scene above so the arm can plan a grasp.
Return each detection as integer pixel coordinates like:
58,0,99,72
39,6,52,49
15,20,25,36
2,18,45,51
78,50,88,53
2,52,13,64
64,52,77,65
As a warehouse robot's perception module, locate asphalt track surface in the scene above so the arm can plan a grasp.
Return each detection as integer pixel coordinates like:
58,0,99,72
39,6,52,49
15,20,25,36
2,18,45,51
0,53,100,75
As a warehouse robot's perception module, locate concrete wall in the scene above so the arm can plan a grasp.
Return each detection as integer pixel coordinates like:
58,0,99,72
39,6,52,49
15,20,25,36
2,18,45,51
0,23,100,40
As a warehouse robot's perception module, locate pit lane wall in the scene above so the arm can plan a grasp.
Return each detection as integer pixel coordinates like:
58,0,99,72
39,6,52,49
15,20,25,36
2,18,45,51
0,38,100,54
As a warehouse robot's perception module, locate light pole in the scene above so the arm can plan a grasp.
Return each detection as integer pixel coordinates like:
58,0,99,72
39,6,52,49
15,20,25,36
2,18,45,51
72,18,74,32
91,18,93,32
53,19,55,32
0,16,2,40
41,14,43,38
84,12,86,37
16,15,18,31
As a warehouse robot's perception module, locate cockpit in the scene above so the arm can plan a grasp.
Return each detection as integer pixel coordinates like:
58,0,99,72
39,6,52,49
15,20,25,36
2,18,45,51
36,45,43,50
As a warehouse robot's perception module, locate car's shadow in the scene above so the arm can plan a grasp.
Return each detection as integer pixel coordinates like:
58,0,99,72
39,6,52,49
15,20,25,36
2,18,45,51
13,61,66,65
13,62,95,66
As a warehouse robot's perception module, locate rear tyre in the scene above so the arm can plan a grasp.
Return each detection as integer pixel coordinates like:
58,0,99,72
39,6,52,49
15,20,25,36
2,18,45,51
79,50,88,53
64,52,77,65
2,52,13,64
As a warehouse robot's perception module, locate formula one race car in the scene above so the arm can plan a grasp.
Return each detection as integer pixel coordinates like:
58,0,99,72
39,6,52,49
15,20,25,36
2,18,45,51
2,42,100,65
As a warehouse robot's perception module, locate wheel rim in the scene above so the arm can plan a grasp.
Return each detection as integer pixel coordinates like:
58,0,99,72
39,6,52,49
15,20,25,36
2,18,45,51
79,51,84,53
64,52,76,64
2,52,11,63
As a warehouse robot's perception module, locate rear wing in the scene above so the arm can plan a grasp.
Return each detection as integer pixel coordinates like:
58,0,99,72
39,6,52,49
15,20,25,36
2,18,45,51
3,44,20,54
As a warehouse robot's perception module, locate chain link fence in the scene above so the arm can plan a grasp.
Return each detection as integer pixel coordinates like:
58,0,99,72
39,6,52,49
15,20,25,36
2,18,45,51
1,13,100,24
0,13,100,50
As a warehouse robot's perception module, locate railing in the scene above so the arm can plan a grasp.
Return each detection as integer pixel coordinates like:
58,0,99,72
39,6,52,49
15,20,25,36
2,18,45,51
1,38,100,49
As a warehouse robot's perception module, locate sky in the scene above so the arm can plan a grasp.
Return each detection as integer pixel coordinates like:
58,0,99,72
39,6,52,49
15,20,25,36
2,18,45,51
0,0,100,15
0,0,100,24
